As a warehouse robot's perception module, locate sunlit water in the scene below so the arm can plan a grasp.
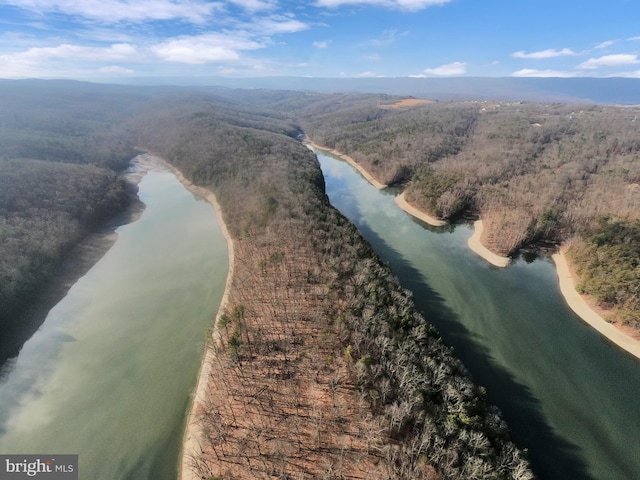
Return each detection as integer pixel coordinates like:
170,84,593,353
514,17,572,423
0,159,228,479
315,148,640,480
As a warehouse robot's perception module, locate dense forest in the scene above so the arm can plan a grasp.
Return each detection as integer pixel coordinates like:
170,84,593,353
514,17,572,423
0,81,145,359
134,96,533,479
4,80,639,477
281,96,640,329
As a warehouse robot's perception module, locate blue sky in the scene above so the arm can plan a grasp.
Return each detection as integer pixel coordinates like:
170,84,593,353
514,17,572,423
1,0,639,80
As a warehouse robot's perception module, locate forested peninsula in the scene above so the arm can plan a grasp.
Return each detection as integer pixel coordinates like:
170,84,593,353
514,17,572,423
290,96,640,332
3,79,639,478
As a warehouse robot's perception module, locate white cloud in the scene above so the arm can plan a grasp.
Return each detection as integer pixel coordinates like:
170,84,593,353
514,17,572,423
1,0,222,24
416,61,466,76
229,0,277,11
578,54,640,69
611,70,640,78
364,29,404,47
248,16,308,34
595,40,615,49
313,40,328,48
511,48,576,59
510,68,576,78
151,33,262,63
356,71,381,77
99,65,134,74
628,36,640,41
0,43,137,77
2,43,136,63
314,0,452,11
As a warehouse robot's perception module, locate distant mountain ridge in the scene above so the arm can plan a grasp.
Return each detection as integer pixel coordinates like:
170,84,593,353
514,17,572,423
105,76,640,105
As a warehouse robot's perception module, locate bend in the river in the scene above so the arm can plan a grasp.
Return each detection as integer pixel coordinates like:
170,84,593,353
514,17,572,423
314,146,640,480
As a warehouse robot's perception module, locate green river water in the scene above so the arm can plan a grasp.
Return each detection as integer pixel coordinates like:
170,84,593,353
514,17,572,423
0,158,228,479
315,148,640,480
1,149,638,480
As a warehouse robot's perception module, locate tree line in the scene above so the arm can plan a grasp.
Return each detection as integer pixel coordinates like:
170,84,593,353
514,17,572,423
285,97,640,329
5,81,636,475
0,81,144,356
134,92,533,479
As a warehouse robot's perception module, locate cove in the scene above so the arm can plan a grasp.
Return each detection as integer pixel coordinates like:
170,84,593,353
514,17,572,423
315,147,640,480
0,156,228,480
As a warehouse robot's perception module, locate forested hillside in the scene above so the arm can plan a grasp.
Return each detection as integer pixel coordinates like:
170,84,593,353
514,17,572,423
1,81,533,478
0,81,145,359
0,160,131,318
6,80,639,477
290,96,640,328
0,80,145,169
135,95,533,479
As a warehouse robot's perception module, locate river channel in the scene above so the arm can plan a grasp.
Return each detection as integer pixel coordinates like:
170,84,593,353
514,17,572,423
314,147,640,480
0,157,228,479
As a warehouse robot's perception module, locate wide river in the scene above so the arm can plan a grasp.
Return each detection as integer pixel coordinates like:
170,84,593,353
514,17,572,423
0,157,228,479
315,147,640,480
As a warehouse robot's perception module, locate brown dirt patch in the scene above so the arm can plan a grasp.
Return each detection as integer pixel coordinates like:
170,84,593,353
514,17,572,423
380,98,434,109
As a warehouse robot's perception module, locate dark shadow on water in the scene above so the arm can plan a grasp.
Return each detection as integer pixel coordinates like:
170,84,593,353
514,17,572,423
352,217,594,480
0,197,145,373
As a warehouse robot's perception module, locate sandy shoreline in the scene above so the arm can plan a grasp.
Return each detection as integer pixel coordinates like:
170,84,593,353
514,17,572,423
148,145,640,480
394,192,447,227
305,139,387,189
306,140,511,267
467,220,511,268
143,153,235,480
552,250,640,361
389,179,640,356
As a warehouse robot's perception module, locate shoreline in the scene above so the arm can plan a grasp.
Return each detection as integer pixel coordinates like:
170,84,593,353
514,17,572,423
394,192,448,227
0,163,144,370
467,220,511,268
306,140,510,267
552,249,640,361
306,140,640,358
143,153,235,480
305,139,387,190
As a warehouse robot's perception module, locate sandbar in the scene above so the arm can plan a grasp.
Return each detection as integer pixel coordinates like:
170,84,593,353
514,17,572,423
394,192,447,227
305,139,387,190
467,220,510,268
552,249,640,361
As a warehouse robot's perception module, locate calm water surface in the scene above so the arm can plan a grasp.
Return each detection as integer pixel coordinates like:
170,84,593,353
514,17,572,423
0,158,228,479
315,148,640,480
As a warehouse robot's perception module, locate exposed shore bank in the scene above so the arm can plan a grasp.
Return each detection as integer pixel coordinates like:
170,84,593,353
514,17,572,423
467,220,511,268
395,192,510,267
393,185,640,358
307,141,640,359
394,192,447,227
0,161,144,370
306,141,510,267
552,249,640,361
305,139,387,189
390,189,640,357
143,153,235,480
